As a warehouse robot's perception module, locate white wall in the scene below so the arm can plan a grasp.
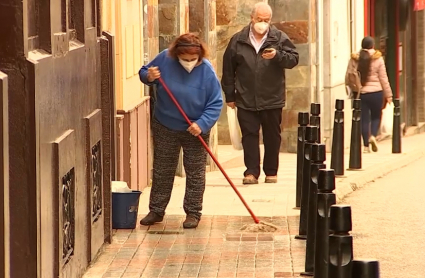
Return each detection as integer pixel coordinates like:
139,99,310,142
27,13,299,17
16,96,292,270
320,0,365,151
352,0,365,52
102,0,146,111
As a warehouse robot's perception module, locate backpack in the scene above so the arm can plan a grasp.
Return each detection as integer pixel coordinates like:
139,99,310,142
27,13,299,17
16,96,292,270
346,62,362,99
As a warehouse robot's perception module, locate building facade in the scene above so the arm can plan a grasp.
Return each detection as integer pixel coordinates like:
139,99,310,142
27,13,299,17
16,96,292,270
215,0,366,152
216,0,318,151
216,0,425,152
0,0,116,276
2,0,424,277
365,0,425,130
320,0,366,151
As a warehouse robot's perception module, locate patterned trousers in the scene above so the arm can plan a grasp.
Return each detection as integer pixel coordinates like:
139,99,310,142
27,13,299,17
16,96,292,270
149,119,209,220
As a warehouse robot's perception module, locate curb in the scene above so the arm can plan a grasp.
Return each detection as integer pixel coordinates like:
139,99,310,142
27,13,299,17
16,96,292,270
335,147,425,202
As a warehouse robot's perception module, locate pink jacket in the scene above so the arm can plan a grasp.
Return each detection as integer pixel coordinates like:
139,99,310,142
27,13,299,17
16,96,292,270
345,49,393,98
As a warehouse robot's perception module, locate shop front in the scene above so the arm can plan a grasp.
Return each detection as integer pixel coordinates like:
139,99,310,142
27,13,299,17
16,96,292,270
365,0,425,127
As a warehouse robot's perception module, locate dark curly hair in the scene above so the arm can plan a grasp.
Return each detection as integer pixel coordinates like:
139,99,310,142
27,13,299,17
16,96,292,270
168,33,209,61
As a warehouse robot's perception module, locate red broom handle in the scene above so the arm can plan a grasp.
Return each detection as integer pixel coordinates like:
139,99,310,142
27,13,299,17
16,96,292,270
158,77,260,224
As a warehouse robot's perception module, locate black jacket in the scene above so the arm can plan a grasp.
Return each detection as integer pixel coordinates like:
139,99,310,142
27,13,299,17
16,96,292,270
221,25,299,111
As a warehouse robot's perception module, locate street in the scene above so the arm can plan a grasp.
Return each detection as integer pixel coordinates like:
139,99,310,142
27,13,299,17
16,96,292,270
347,156,425,278
80,134,425,278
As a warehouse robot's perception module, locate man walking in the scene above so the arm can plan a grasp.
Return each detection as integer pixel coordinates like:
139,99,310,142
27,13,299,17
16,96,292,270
221,2,299,184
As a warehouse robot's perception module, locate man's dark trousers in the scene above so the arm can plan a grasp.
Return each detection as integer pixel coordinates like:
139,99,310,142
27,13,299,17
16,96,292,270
237,107,282,179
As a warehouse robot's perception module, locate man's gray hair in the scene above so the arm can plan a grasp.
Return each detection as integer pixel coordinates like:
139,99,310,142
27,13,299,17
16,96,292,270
251,2,273,18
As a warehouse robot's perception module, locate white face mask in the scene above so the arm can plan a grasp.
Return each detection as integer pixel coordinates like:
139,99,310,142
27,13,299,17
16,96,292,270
179,59,198,73
253,22,269,34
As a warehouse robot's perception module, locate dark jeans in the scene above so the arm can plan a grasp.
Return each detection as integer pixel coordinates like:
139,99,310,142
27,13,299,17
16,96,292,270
237,107,282,179
360,91,383,146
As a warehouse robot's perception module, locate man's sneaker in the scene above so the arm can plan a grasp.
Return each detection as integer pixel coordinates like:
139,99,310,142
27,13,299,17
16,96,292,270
243,174,259,184
183,215,199,229
363,146,371,153
265,176,278,183
369,136,378,152
140,211,163,226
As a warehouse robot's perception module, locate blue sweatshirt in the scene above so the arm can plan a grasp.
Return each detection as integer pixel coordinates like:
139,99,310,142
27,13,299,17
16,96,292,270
139,50,223,133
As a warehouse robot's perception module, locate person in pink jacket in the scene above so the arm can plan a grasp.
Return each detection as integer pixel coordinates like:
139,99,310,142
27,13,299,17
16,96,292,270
345,36,393,153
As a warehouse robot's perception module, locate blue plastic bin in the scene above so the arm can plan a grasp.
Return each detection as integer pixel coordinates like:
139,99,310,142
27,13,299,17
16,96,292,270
112,190,142,229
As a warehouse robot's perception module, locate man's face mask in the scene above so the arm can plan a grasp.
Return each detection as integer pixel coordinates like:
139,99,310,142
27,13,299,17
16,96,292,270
253,22,269,34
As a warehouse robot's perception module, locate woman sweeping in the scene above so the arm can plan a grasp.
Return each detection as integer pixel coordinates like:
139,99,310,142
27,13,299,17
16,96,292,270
138,33,223,229
345,36,393,153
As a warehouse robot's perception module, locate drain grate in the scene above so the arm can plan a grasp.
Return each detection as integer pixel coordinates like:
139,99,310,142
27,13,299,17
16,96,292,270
147,230,184,235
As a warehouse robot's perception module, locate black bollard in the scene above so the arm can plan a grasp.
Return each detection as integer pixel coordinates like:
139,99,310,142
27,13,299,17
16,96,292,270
330,99,345,176
352,260,380,278
348,99,362,170
314,169,337,278
296,112,310,208
329,205,353,278
310,103,321,143
296,126,318,240
301,144,326,276
392,99,402,154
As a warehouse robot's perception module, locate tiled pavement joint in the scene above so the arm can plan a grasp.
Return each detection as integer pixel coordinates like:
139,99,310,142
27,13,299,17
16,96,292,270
284,194,296,276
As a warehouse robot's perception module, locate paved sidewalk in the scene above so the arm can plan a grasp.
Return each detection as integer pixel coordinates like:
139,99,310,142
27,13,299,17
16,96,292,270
83,133,425,278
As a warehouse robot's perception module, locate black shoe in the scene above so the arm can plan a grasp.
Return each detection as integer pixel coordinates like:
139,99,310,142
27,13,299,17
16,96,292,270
183,215,199,229
140,211,164,226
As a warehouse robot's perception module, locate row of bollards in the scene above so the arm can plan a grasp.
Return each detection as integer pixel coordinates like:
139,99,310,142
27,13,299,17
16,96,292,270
294,101,391,278
295,98,403,189
295,99,403,212
306,168,381,278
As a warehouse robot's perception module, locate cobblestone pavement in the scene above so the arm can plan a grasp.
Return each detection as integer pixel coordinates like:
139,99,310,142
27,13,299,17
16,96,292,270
82,133,425,278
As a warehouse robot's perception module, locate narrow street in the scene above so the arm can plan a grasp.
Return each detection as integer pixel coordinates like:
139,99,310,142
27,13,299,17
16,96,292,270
346,156,425,278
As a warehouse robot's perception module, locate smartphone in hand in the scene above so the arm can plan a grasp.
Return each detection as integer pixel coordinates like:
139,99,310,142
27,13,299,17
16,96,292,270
263,48,274,54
